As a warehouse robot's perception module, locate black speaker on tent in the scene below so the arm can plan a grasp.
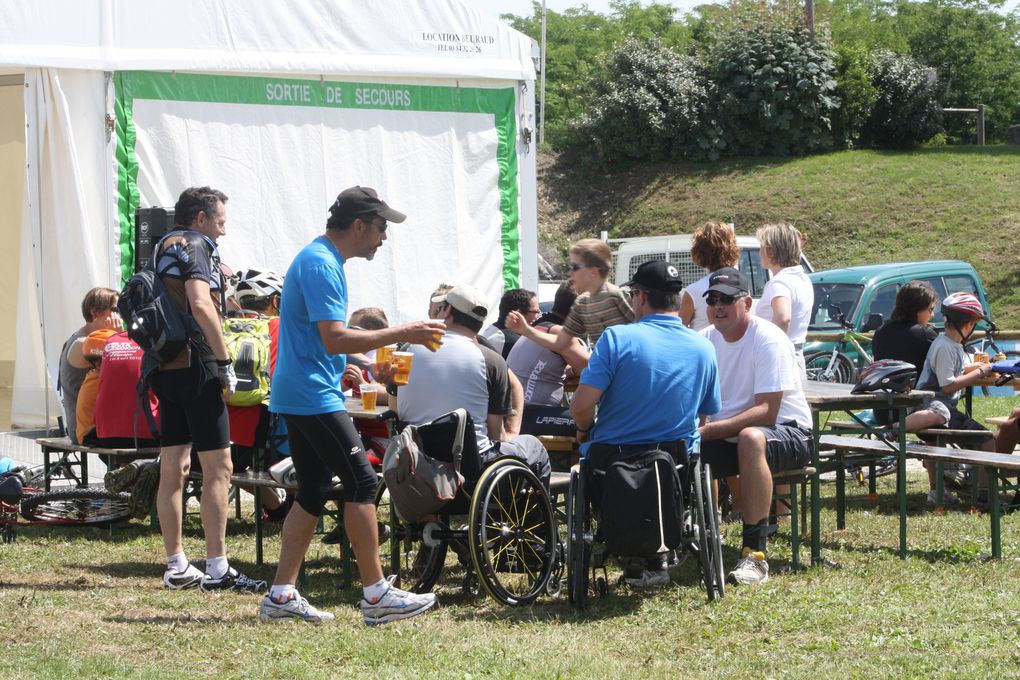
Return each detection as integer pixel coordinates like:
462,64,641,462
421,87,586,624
134,207,174,273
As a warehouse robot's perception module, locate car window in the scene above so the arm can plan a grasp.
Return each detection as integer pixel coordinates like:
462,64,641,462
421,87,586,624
741,248,768,297
919,277,949,325
866,283,898,329
810,283,864,329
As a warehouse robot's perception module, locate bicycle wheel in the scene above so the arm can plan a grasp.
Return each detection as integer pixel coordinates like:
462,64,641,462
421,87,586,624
19,488,131,526
805,351,856,384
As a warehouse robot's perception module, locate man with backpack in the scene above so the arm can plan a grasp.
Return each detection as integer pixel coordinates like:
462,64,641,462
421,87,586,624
149,186,265,594
698,267,813,587
570,260,721,588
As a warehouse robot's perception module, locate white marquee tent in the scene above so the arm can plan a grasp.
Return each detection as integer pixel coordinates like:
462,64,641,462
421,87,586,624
0,0,538,427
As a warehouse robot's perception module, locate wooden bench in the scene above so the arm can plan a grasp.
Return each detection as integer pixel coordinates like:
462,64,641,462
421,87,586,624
769,466,816,570
35,437,159,490
538,435,580,473
820,434,1020,558
825,420,993,446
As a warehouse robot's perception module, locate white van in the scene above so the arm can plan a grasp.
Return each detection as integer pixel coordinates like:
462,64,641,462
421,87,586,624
610,234,813,298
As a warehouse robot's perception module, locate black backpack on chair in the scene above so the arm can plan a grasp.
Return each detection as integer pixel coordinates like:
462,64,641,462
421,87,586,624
598,448,685,558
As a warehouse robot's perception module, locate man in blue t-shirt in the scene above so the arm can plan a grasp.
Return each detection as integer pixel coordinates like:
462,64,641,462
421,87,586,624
571,259,721,587
260,186,443,626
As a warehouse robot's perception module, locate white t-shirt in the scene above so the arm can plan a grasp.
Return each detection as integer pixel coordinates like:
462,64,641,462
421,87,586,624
479,324,505,355
701,316,813,429
684,273,713,332
756,265,814,346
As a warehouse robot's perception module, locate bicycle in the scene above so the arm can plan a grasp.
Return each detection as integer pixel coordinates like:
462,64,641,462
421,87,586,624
805,311,873,384
965,320,1020,396
0,465,132,543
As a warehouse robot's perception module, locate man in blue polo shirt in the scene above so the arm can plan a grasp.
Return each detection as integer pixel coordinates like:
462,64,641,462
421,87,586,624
260,186,444,626
570,259,720,587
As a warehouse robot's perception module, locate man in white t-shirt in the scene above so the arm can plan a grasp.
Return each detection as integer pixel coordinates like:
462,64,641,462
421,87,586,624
392,284,550,485
698,267,813,587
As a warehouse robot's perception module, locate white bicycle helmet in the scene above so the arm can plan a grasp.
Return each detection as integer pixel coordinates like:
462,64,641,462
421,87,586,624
231,269,284,304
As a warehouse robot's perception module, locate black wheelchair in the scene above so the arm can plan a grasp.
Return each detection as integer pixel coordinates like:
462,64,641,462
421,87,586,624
566,443,725,607
374,409,561,606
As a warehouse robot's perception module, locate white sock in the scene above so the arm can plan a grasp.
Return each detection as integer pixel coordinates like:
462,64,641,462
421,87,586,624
363,578,389,603
167,552,189,573
269,584,298,602
205,555,229,580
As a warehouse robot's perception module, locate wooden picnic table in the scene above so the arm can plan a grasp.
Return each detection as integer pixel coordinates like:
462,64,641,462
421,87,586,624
802,381,933,564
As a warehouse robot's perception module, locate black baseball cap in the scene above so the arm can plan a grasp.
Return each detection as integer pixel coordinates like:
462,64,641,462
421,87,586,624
704,267,749,297
328,186,406,223
623,260,684,293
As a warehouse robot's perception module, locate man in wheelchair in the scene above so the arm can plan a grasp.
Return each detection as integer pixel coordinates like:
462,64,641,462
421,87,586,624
699,268,813,586
570,260,721,587
390,284,551,486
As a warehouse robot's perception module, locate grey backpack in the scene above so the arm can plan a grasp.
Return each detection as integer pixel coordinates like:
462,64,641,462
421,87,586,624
382,409,467,522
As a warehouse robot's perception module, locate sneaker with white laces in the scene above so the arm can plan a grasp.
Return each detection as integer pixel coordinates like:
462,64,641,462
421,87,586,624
259,593,335,623
361,576,437,626
624,569,670,588
927,489,959,506
727,548,769,586
200,567,268,594
163,562,204,590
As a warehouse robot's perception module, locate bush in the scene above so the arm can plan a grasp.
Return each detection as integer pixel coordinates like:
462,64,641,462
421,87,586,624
704,5,840,156
573,38,715,164
831,43,878,149
860,49,943,149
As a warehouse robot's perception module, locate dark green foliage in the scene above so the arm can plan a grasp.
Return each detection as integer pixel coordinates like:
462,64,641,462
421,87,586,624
573,39,714,164
705,4,841,156
860,49,943,148
831,43,879,148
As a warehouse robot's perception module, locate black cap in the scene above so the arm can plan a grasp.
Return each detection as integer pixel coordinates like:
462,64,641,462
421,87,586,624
704,267,749,297
623,260,684,293
328,186,406,223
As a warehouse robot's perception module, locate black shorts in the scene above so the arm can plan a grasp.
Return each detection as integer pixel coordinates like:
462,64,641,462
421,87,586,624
283,410,379,511
701,422,812,479
918,408,993,444
150,363,230,452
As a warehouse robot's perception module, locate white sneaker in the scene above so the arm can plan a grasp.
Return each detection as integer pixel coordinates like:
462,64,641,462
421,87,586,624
259,593,335,623
361,576,437,626
163,563,203,590
927,489,959,506
727,548,769,586
624,569,670,588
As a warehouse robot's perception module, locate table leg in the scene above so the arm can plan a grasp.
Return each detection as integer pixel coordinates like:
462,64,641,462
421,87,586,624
897,408,907,559
254,486,264,566
43,448,52,492
811,411,822,566
835,450,845,531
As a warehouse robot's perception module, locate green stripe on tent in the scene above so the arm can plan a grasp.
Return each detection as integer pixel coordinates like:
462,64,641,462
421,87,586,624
114,71,519,288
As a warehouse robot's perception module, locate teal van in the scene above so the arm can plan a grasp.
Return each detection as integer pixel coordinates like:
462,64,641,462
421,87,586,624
805,260,993,372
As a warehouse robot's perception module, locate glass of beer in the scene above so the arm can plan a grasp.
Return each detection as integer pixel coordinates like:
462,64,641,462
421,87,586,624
392,351,414,385
360,384,378,410
426,321,445,352
375,344,396,374
974,351,989,364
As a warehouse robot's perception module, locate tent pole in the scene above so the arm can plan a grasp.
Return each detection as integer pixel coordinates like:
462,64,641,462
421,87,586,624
539,0,546,147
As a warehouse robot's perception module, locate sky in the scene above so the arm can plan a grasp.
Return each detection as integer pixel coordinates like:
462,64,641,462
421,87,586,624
462,0,1020,23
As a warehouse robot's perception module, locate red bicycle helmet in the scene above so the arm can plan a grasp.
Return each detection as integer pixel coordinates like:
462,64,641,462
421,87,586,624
851,360,917,395
941,292,986,321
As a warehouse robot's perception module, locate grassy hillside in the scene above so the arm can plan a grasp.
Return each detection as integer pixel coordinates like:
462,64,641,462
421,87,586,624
537,145,1020,325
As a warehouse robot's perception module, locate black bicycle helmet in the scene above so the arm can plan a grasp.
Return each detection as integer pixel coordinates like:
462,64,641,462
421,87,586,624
851,360,917,395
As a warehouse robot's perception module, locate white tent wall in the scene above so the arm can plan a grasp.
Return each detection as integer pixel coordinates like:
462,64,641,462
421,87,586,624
14,69,115,427
0,1,538,427
0,74,25,396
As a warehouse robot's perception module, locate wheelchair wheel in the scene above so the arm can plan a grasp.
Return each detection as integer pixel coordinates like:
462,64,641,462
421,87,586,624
693,458,725,601
566,465,590,608
373,479,447,594
467,460,557,606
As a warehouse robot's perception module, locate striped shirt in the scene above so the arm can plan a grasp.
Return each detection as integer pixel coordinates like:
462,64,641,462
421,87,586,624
562,282,634,346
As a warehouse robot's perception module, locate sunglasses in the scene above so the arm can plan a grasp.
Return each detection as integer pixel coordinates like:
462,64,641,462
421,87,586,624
568,262,588,272
706,292,746,306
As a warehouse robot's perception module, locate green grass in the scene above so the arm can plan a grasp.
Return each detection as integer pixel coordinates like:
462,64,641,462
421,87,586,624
541,145,1020,325
3,396,1020,679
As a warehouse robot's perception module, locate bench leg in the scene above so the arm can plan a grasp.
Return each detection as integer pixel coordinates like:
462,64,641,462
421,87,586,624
989,469,1001,559
811,414,821,566
254,487,265,566
935,461,945,505
835,451,845,531
897,414,908,560
790,479,800,570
